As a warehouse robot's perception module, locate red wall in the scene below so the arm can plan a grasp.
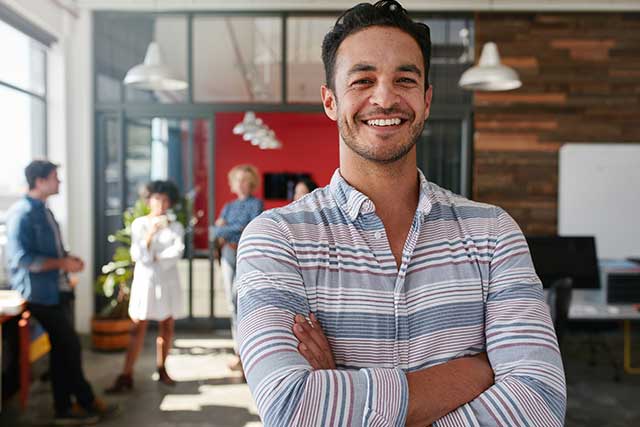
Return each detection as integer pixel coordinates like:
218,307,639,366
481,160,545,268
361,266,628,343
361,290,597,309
192,111,339,249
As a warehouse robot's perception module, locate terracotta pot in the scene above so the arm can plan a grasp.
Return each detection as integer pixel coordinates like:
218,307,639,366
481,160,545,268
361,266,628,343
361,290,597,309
91,317,133,351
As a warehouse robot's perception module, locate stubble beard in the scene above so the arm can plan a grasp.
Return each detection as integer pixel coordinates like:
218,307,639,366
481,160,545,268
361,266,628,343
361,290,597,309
338,111,425,165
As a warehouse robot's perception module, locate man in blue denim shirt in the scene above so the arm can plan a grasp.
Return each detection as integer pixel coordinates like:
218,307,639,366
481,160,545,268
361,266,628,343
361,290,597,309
6,160,117,425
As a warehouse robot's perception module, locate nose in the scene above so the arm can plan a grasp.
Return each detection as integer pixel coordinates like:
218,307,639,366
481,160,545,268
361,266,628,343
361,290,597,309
369,79,399,109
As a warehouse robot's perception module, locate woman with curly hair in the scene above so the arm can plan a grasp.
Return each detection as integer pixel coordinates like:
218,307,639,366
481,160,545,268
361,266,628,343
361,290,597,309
106,180,185,393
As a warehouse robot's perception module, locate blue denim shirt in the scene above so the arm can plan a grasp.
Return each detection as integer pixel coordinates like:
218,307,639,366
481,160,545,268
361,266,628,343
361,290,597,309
5,196,62,305
211,196,263,244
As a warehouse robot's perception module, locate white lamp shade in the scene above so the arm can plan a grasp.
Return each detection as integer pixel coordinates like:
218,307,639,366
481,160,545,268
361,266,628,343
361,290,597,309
458,42,522,91
233,111,257,135
123,42,188,91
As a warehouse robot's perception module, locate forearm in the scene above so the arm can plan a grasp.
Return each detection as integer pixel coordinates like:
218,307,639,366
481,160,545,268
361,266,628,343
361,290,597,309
30,257,64,273
405,354,493,427
213,223,243,240
241,322,408,427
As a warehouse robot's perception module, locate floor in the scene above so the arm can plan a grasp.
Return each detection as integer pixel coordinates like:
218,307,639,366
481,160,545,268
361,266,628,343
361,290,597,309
1,331,261,427
2,326,640,426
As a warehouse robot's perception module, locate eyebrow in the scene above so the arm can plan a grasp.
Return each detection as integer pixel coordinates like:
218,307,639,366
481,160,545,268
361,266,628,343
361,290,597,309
397,64,422,77
347,63,422,77
347,63,376,76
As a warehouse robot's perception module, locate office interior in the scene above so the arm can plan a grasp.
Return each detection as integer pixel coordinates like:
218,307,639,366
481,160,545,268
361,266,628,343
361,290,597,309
0,0,639,426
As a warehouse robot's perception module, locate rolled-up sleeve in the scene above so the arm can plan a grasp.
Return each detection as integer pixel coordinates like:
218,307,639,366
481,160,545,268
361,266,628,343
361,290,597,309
237,215,409,427
434,208,566,427
6,212,46,272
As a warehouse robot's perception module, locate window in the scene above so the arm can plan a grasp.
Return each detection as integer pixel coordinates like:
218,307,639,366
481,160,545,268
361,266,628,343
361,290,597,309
0,19,47,216
193,16,282,103
94,13,188,104
286,16,337,103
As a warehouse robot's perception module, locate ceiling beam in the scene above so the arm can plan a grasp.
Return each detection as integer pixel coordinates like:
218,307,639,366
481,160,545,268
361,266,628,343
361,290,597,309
76,1,640,12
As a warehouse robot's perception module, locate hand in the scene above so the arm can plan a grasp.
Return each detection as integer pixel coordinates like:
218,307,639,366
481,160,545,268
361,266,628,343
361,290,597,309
215,218,226,226
292,313,336,370
151,216,168,232
146,219,165,246
61,256,84,273
68,275,79,288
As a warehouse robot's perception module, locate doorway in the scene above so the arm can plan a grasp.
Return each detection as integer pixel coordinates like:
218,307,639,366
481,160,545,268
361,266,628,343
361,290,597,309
95,113,228,328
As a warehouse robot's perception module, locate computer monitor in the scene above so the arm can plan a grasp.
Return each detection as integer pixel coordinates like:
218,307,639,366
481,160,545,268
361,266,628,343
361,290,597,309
526,236,600,289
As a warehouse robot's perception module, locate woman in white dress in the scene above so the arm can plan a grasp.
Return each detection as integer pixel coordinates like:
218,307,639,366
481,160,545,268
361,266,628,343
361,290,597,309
106,180,184,393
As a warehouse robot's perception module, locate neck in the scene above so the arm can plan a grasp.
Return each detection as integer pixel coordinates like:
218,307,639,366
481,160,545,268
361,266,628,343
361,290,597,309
27,189,48,202
339,143,419,218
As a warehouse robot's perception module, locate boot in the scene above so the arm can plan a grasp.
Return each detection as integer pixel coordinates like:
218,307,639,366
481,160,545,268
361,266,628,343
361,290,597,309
104,374,133,394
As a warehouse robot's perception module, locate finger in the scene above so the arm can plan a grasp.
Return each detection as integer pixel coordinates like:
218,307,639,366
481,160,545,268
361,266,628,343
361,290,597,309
293,322,324,356
293,321,326,366
309,313,332,348
309,313,336,369
304,315,333,359
295,317,335,369
298,342,321,369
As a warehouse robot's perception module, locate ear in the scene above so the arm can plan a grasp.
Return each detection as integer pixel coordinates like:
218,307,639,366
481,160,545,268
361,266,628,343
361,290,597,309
321,85,338,121
423,85,433,120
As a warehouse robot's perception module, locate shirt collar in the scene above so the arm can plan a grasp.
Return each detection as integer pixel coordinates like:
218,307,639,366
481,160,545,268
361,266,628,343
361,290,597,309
329,168,433,223
25,195,46,208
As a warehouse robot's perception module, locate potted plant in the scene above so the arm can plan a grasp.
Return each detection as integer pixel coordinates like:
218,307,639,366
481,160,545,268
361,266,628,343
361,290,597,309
92,191,194,351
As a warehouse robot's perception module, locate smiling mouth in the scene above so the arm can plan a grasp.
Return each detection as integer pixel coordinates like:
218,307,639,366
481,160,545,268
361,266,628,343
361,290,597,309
363,117,407,128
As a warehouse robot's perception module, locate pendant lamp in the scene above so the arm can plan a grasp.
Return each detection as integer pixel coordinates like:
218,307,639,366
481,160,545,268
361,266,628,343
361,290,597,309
123,42,188,91
458,42,521,91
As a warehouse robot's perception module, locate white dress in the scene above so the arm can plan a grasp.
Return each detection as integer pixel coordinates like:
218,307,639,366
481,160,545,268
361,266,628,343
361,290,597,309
128,216,185,321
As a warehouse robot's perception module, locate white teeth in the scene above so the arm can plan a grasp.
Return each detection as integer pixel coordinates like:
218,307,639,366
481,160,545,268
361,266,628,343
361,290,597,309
366,118,402,127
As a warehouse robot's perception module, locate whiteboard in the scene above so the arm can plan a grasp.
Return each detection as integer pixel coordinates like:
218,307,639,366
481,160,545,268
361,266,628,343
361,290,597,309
559,143,640,259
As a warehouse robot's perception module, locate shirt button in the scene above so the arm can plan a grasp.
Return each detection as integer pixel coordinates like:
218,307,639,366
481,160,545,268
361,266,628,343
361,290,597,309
374,231,382,239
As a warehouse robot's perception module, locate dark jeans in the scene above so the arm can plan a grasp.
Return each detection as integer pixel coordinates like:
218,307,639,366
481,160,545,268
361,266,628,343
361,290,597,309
28,302,95,416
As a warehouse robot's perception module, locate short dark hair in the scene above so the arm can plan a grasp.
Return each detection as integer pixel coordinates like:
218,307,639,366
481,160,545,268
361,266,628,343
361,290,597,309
145,180,180,206
322,0,431,91
25,160,58,190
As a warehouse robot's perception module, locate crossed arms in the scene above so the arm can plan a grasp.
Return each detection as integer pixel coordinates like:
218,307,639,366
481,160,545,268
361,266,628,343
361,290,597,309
293,313,494,427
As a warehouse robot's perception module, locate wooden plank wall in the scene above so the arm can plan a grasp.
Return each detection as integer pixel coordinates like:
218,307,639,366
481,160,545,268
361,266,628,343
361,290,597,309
473,13,640,235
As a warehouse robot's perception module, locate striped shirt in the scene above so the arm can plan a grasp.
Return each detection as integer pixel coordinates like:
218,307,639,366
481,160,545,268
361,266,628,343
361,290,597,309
236,169,566,427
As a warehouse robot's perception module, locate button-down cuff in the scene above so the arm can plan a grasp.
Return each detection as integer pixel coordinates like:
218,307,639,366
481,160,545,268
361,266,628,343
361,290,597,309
362,367,409,427
433,404,480,427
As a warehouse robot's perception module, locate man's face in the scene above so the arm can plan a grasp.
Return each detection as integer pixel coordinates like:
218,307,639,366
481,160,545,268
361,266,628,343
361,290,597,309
321,26,433,164
37,169,60,197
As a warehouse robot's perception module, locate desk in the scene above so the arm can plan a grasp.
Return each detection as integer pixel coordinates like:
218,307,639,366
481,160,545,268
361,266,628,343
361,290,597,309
0,308,30,412
568,289,640,374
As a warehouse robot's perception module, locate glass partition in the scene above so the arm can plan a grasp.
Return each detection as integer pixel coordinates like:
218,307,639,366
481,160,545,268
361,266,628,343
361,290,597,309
194,16,282,103
286,16,336,103
94,14,188,104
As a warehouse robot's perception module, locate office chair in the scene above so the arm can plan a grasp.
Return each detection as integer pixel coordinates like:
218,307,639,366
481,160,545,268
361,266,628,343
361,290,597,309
547,277,573,350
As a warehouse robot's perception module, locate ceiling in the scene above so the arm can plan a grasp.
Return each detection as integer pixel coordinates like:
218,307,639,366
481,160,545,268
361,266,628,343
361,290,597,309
77,0,640,12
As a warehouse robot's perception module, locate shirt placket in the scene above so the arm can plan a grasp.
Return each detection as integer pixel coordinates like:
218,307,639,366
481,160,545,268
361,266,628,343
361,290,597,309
361,207,423,367
393,213,423,366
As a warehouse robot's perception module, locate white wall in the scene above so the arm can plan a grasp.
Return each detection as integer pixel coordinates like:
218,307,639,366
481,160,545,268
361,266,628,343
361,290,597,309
2,0,95,333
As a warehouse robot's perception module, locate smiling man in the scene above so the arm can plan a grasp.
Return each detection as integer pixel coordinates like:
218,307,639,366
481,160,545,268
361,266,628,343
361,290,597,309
235,2,566,426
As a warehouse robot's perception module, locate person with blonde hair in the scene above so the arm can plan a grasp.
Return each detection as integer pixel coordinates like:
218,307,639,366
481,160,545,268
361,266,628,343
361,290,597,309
211,164,263,372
